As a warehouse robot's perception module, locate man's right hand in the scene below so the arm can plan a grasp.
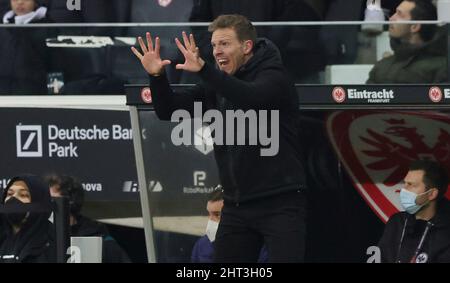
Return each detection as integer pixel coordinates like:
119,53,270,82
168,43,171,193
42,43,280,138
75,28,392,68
131,32,171,77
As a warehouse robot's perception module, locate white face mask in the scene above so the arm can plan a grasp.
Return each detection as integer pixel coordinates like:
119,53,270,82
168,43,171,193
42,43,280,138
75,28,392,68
400,188,431,214
205,219,219,242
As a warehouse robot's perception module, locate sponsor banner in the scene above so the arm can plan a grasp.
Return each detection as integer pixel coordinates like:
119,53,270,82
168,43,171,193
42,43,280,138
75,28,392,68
1,107,221,215
128,85,450,106
298,85,450,106
327,110,450,222
0,108,137,202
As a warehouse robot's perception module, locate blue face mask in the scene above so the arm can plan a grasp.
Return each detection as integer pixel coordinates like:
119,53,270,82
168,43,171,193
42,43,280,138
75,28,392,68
399,188,430,214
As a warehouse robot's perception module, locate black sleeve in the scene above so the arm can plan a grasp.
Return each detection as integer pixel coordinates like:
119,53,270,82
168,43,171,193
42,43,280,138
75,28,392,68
150,74,207,121
198,62,290,109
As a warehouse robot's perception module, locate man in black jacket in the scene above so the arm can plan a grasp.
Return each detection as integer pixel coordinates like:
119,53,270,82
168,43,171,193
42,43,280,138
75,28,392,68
378,160,450,263
132,14,306,262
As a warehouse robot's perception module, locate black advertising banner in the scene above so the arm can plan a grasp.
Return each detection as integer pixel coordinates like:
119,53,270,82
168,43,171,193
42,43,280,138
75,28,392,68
0,108,138,202
296,85,450,108
0,106,219,216
127,84,450,109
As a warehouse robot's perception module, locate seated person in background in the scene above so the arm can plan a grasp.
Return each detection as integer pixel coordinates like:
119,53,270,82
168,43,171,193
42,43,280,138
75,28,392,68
46,174,131,263
367,0,447,84
378,160,450,263
191,189,268,263
0,174,55,263
2,0,47,23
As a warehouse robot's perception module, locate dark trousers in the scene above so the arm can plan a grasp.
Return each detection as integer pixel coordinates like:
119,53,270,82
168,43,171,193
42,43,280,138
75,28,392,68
214,190,306,263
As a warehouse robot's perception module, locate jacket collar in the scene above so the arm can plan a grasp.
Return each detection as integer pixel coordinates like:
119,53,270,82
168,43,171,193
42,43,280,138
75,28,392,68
3,7,47,24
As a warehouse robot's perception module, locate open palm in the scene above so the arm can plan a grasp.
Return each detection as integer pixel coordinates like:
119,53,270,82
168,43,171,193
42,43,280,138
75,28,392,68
131,32,171,76
175,32,205,73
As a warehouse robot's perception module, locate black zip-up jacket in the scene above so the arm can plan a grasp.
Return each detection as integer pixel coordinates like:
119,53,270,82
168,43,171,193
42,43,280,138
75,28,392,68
0,175,55,263
150,38,306,203
378,200,450,263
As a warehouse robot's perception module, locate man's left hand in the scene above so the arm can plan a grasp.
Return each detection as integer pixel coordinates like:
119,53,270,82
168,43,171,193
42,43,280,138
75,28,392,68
175,32,205,73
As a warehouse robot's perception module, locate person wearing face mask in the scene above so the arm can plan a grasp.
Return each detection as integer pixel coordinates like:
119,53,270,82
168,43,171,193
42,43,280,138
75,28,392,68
0,174,55,263
366,0,447,84
378,160,450,263
191,189,268,263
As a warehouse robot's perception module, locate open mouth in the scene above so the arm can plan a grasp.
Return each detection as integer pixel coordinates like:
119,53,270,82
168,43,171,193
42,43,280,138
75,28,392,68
217,59,229,68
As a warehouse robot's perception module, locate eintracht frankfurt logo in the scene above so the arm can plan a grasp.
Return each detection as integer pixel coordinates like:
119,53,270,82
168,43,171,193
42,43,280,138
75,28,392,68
429,86,443,103
141,87,152,104
332,87,346,103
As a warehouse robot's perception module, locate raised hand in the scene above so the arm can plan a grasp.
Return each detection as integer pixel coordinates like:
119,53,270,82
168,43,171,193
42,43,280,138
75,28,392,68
131,32,171,76
175,31,205,73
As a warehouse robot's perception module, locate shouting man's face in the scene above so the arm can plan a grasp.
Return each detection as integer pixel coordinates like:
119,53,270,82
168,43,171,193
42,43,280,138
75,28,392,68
211,28,253,75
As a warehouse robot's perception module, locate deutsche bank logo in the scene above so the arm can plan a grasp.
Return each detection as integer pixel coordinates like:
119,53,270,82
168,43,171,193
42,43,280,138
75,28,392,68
16,125,43,157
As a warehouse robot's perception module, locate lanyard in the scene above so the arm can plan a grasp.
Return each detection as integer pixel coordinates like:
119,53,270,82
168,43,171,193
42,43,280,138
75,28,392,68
395,217,434,263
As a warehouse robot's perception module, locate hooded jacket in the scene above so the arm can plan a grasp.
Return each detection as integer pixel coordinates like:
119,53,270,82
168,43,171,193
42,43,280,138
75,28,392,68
150,38,306,203
366,30,448,84
378,199,450,263
0,175,55,263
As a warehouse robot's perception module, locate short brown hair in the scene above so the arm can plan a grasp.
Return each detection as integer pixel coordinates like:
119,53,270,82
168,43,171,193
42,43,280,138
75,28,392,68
409,159,449,199
208,14,257,43
404,0,438,41
208,188,224,202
